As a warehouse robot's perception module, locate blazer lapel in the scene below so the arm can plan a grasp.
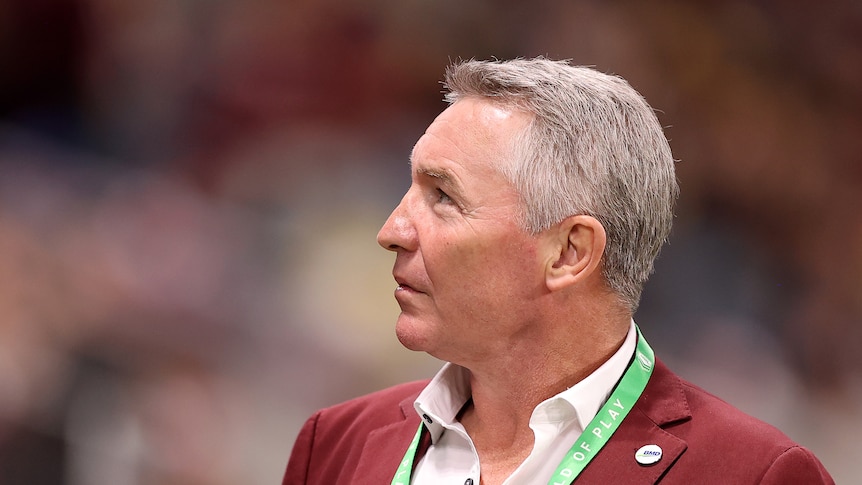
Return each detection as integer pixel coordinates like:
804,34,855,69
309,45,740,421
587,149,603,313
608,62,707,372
351,394,427,484
578,359,692,484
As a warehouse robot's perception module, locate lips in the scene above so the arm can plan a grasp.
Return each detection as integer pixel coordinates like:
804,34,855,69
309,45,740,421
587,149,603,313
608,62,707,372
394,274,425,294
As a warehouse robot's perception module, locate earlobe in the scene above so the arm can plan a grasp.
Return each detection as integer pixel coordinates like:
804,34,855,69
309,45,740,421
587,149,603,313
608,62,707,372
545,215,606,292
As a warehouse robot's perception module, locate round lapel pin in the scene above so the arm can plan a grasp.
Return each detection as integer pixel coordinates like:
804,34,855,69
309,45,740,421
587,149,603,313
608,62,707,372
635,444,663,466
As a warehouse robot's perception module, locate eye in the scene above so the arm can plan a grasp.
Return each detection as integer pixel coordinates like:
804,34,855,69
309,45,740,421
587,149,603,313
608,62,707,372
435,188,453,205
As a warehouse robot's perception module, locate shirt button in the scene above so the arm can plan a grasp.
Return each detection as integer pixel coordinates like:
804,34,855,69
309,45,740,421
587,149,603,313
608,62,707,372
422,413,433,424
465,479,474,485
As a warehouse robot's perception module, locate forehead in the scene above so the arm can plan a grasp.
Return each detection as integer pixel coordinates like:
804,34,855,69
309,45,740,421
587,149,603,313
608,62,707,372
410,98,530,176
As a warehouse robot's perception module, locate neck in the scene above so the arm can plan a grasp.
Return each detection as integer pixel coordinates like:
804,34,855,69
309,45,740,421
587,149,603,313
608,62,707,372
458,313,630,460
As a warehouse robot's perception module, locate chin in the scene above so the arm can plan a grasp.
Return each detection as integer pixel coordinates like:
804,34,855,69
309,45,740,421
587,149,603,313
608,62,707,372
394,315,435,353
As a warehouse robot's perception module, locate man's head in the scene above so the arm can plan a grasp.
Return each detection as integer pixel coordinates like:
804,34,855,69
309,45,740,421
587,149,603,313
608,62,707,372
377,58,677,361
443,58,678,312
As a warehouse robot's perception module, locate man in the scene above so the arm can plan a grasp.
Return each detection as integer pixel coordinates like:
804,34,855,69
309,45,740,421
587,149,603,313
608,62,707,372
283,58,833,484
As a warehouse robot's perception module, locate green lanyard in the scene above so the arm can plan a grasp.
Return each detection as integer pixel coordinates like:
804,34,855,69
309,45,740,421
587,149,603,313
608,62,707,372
391,327,655,485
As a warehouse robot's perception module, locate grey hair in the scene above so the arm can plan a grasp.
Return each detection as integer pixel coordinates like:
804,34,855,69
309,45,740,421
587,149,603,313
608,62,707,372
443,57,679,312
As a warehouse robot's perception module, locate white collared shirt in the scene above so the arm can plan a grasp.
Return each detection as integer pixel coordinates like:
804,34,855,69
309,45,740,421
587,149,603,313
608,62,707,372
411,321,638,485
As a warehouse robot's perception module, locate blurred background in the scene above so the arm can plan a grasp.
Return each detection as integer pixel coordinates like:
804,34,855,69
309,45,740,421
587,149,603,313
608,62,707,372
0,0,860,483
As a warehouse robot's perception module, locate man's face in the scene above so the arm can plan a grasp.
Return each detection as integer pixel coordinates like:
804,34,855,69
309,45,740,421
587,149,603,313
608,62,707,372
377,98,549,364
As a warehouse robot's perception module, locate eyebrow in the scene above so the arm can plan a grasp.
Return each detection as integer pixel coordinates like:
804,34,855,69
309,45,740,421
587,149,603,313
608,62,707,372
415,166,464,192
416,167,453,184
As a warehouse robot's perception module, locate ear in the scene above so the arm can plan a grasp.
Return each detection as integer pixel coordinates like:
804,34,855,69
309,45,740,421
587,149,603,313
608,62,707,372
544,215,607,292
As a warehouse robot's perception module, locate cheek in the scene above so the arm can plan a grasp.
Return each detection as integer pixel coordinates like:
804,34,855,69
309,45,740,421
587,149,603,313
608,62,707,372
425,234,488,279
428,232,539,296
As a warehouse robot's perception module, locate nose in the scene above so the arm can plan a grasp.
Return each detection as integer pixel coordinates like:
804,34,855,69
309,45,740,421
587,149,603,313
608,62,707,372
377,193,417,252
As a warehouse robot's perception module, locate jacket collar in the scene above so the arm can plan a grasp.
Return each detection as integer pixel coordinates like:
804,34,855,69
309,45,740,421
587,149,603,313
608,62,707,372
351,389,429,483
351,358,691,484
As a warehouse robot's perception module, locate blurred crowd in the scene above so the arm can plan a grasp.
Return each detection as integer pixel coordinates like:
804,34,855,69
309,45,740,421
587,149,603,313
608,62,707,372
0,0,860,483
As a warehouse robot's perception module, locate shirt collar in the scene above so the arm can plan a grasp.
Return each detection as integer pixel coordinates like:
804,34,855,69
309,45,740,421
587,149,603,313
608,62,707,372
413,363,471,442
414,320,638,442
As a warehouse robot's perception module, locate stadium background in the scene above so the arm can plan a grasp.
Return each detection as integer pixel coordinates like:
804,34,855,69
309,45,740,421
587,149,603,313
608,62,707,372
0,1,859,483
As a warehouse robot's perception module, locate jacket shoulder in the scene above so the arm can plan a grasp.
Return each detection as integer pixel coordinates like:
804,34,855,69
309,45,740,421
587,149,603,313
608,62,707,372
677,376,796,443
316,379,429,428
284,380,429,485
650,363,834,483
644,360,798,444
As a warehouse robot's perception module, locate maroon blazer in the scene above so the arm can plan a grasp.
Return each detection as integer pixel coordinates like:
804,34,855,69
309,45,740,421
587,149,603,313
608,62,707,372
283,359,833,484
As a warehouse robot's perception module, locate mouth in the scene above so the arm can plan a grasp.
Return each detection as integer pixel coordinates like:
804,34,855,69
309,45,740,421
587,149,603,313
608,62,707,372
394,276,422,294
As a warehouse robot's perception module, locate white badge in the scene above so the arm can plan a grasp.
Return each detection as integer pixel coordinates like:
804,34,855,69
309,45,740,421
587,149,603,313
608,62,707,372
635,444,663,465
